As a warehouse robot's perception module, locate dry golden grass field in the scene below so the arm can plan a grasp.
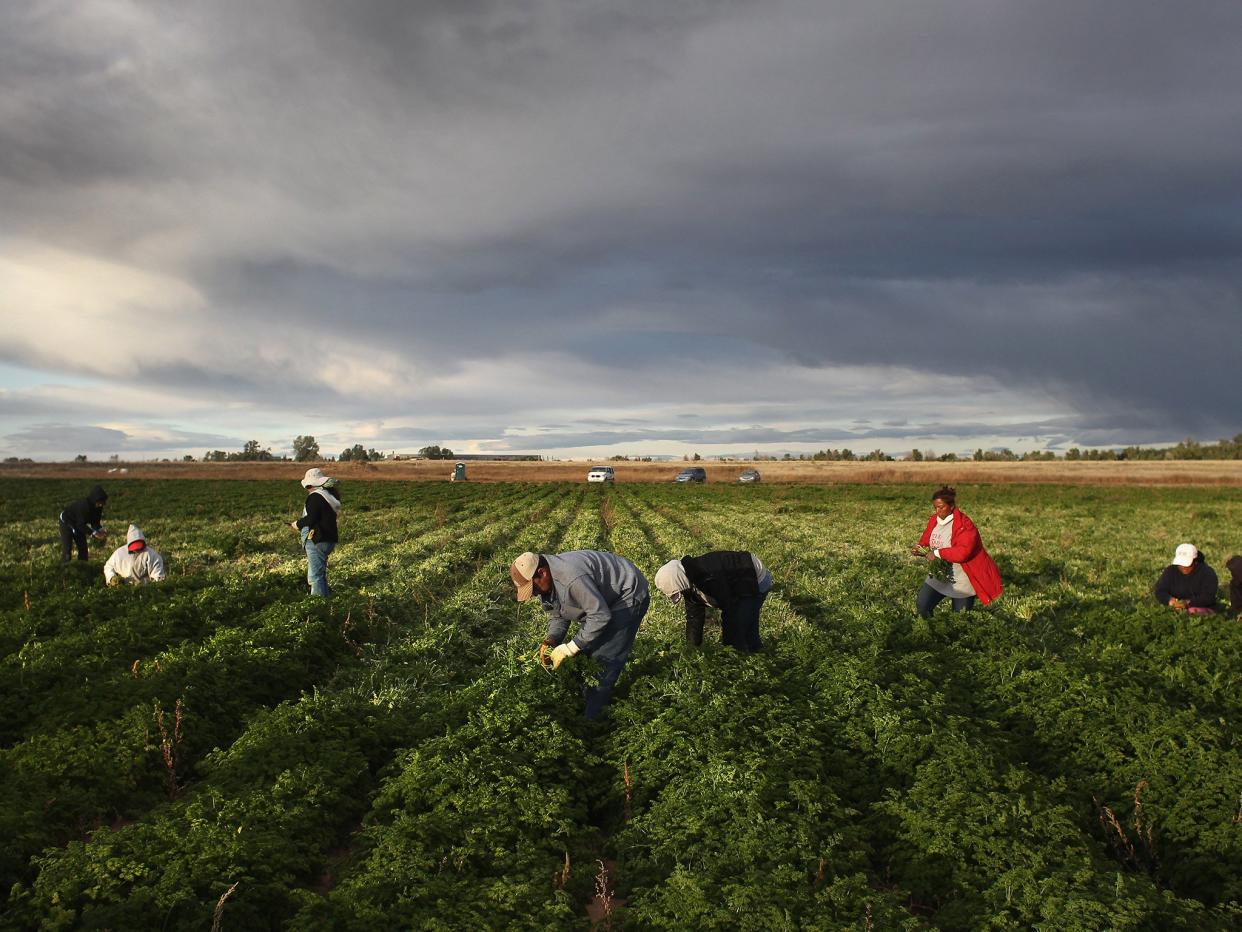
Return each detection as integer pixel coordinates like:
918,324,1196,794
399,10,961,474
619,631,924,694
3,458,1242,485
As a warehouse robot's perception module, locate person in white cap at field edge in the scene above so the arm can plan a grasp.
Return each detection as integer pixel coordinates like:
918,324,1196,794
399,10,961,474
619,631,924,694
290,467,341,597
654,550,772,652
1154,543,1219,615
510,549,649,720
103,525,166,585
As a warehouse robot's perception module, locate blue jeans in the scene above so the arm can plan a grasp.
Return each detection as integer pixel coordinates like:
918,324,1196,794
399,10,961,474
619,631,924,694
583,595,648,719
917,581,975,618
584,656,628,721
302,533,335,597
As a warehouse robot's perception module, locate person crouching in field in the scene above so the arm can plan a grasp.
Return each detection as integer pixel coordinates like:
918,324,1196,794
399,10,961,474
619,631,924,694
1155,544,1218,615
104,525,166,585
290,468,340,597
59,484,108,562
654,551,771,652
511,550,649,720
911,485,1003,618
1229,555,1242,619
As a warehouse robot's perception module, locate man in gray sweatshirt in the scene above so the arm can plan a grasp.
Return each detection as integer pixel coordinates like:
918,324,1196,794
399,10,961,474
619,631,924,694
510,549,649,719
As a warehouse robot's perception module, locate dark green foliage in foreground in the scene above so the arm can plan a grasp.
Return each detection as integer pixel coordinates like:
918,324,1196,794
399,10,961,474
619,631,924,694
0,478,1240,929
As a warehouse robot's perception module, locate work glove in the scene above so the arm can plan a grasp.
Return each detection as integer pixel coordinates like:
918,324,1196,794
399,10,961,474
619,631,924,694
549,642,580,670
107,577,120,587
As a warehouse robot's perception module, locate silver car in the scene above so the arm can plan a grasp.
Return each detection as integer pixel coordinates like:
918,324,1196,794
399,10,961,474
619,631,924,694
738,469,761,483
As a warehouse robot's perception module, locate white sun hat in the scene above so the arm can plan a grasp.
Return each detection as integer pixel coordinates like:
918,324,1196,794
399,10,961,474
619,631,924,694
302,467,331,488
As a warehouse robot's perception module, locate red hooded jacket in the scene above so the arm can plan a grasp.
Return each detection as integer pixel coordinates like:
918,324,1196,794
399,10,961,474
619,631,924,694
918,507,1004,605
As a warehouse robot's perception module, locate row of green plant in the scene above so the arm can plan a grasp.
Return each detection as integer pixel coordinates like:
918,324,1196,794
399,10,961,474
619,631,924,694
1,479,1239,928
1,481,568,924
688,485,1242,902
625,484,1242,925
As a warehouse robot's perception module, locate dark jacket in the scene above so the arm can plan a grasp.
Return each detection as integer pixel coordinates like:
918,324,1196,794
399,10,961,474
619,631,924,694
295,490,340,543
61,485,108,534
1227,555,1242,619
1154,559,1219,609
680,550,763,627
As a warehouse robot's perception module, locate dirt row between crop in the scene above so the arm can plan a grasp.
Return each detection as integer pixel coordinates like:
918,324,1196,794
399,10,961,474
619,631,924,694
6,459,1242,486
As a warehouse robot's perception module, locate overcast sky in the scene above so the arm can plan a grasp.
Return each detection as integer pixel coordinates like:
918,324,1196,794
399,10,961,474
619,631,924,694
3,0,1240,460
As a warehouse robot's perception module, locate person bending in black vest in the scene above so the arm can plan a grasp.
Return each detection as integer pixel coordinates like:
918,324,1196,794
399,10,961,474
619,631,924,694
654,550,772,652
59,484,108,562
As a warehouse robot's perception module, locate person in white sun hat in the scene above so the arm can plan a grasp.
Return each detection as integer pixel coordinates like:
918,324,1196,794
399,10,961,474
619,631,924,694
510,549,648,719
1154,543,1219,615
290,467,341,597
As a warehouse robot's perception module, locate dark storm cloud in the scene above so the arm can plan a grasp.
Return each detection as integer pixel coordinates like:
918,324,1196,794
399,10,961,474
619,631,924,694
3,0,1241,450
4,423,236,455
485,410,1221,453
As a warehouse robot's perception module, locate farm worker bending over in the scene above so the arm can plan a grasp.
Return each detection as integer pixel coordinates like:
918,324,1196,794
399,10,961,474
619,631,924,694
510,550,649,720
911,485,1003,618
104,525,166,585
59,484,108,562
290,468,340,597
1155,544,1219,615
654,551,771,652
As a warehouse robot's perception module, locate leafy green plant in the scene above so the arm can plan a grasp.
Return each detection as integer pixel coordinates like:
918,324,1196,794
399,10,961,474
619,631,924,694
1,478,1241,928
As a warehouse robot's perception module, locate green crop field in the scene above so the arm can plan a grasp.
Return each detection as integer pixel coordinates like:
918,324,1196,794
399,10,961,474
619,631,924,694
2,479,1241,930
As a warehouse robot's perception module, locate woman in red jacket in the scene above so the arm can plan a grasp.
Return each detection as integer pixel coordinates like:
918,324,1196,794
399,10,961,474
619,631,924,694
911,486,1003,617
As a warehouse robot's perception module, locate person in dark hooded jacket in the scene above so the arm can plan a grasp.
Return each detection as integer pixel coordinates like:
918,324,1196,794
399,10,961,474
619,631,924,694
1227,554,1242,620
1154,543,1219,614
59,485,108,562
654,550,772,652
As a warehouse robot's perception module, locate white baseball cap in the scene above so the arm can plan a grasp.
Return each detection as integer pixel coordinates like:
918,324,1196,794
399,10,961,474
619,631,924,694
510,552,540,601
1172,543,1199,567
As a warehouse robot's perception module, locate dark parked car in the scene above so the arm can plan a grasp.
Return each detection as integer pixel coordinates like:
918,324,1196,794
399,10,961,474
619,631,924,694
674,467,707,483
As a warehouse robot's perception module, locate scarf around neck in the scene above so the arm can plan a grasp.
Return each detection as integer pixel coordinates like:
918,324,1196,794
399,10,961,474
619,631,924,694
311,487,341,513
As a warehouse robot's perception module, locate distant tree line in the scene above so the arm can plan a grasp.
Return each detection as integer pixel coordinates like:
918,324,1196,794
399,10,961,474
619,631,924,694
958,435,1242,462
761,448,897,461
752,434,1242,463
202,440,278,462
189,436,393,463
52,432,1242,466
339,444,387,462
416,445,455,460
